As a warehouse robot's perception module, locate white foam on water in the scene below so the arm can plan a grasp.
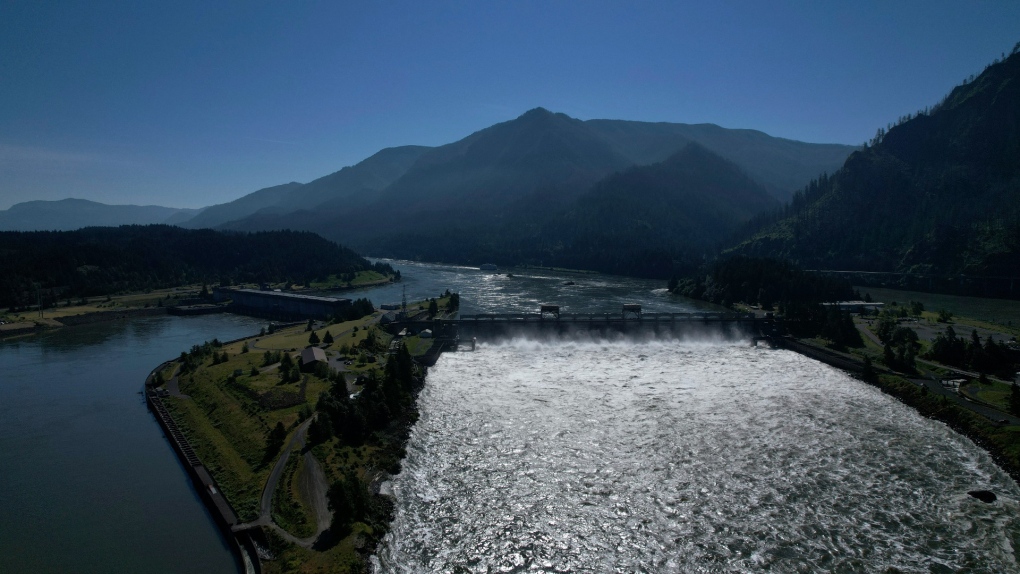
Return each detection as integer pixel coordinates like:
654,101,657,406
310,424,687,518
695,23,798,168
375,340,1020,573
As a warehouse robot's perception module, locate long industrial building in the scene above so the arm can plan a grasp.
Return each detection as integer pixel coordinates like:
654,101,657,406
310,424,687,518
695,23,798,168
215,288,351,320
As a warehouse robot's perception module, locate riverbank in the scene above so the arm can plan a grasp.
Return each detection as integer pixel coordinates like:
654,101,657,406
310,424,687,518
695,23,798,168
146,296,453,574
1,269,396,341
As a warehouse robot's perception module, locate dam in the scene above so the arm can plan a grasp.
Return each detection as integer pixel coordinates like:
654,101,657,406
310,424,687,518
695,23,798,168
384,305,778,345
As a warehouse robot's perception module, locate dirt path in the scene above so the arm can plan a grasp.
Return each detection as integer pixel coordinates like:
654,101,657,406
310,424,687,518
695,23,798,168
234,415,333,547
299,450,332,534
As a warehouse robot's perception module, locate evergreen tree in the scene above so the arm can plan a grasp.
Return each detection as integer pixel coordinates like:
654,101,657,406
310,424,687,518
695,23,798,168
323,330,334,344
309,330,320,346
860,356,877,383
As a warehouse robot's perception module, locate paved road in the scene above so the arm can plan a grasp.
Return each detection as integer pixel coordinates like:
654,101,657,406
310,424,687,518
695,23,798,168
165,364,190,398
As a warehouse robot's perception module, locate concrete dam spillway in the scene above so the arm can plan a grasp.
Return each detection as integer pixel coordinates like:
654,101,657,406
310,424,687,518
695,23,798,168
385,307,777,351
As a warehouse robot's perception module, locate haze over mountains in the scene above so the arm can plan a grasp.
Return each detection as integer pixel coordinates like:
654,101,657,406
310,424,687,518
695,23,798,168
0,198,201,231
1,111,854,244
195,109,853,238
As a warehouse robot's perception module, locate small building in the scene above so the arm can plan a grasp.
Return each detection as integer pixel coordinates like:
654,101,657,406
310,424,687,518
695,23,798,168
821,301,885,314
300,347,327,371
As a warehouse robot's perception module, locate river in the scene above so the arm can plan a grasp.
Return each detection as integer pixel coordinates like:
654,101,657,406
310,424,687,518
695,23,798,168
374,341,1020,572
0,314,264,574
2,262,1018,572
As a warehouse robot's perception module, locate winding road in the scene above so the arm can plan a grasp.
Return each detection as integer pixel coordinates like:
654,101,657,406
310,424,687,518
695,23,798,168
234,415,332,547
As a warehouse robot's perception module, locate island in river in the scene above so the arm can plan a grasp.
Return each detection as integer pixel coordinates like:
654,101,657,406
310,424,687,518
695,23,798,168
146,293,457,573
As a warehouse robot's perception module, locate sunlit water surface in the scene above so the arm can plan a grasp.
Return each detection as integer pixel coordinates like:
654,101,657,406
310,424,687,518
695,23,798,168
376,340,1020,573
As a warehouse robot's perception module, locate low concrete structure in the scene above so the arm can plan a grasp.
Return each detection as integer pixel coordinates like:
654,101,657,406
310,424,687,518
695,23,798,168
216,288,351,320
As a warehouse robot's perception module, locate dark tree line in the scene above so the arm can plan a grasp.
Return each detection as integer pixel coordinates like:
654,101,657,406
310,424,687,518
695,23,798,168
671,256,855,309
309,343,423,536
671,256,861,343
926,326,1015,378
336,298,375,322
0,225,393,308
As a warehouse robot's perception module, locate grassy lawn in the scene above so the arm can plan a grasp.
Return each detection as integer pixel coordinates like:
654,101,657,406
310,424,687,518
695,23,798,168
857,286,1020,333
306,270,392,291
164,346,331,522
972,379,1016,412
403,335,432,357
8,284,206,323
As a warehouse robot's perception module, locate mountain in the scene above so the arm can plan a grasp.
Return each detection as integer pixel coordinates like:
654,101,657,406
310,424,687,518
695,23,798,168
367,143,778,277
733,49,1020,279
377,108,632,215
214,108,853,254
178,146,430,229
585,120,857,202
177,182,303,229
0,198,202,231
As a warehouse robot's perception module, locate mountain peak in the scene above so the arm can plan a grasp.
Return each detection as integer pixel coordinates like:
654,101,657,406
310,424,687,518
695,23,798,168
520,107,554,118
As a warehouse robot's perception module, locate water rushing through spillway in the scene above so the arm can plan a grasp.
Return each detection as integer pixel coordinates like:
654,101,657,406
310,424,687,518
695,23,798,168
376,340,1020,573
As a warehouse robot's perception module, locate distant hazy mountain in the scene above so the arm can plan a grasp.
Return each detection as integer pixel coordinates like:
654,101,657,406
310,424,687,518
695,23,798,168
212,108,853,253
0,198,202,231
178,182,303,230
366,143,779,277
178,146,430,229
733,49,1020,277
585,120,857,202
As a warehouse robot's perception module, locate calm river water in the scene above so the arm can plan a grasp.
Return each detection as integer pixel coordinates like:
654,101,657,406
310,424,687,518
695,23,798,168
2,261,1018,573
0,314,264,573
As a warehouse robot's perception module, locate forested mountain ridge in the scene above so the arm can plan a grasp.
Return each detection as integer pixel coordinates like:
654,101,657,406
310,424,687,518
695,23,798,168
584,119,855,202
0,226,389,309
207,108,852,240
366,143,778,278
0,198,202,231
733,49,1020,277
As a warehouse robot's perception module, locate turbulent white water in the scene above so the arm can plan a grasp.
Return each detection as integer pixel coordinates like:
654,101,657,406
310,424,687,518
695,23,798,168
375,339,1020,573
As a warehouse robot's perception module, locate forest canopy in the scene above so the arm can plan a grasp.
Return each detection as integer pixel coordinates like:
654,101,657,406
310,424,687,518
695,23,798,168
0,225,392,308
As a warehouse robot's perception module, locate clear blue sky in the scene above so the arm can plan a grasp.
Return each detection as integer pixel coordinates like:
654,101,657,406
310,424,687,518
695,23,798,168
1,1,1018,210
